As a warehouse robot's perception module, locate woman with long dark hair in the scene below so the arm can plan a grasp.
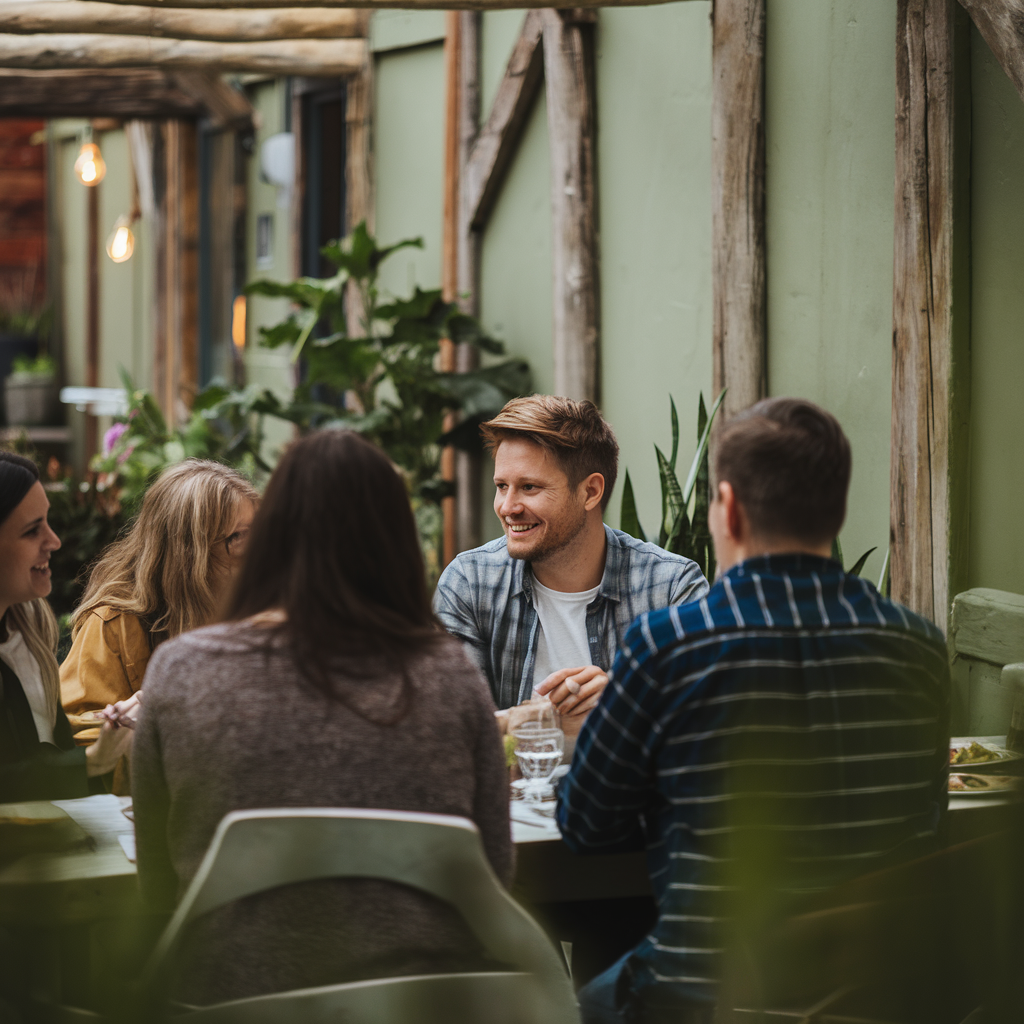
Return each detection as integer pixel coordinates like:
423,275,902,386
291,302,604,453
0,452,129,801
131,430,512,1006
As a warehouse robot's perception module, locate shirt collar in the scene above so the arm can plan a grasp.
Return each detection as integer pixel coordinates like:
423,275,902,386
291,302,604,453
726,552,843,579
511,524,620,602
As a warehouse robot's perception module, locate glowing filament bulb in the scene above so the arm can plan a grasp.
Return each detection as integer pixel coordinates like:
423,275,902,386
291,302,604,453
74,142,106,186
106,216,134,263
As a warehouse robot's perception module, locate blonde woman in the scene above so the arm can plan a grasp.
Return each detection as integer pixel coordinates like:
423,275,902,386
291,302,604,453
0,452,129,801
61,460,258,788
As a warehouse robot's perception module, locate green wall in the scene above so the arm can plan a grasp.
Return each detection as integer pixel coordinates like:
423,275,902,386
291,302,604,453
244,79,296,463
765,0,896,584
968,26,1024,596
374,41,446,300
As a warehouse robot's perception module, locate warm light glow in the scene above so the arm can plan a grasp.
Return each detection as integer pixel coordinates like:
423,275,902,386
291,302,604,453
231,295,246,349
105,216,134,263
74,142,106,186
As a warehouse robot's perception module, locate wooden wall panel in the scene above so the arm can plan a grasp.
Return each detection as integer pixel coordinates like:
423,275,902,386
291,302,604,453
0,119,46,314
891,0,971,630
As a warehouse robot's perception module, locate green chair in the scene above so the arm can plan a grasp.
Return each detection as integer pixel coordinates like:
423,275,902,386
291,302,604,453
140,808,579,1024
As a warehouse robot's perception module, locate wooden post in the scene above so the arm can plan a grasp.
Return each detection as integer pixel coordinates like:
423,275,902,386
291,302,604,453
85,177,99,459
711,0,766,421
958,0,1024,105
455,10,482,553
179,120,199,402
440,11,460,567
163,119,181,422
542,8,599,404
891,0,971,632
344,48,373,339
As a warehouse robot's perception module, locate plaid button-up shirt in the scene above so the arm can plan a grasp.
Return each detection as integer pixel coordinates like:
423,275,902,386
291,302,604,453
557,554,950,1007
433,525,709,709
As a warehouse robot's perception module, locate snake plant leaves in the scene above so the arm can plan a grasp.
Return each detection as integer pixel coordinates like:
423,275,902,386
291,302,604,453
656,444,685,548
681,388,726,505
620,471,646,543
847,547,877,578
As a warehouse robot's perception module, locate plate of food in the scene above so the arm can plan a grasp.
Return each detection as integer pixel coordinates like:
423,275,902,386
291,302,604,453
949,738,1022,771
948,773,1018,796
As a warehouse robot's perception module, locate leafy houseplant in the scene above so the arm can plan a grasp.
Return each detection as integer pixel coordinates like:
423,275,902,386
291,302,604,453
619,391,726,581
245,222,531,575
4,353,57,427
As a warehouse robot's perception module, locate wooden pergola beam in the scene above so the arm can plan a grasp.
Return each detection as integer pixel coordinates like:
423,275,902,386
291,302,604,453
170,70,254,128
890,0,971,631
79,0,674,7
462,10,543,232
542,8,599,404
958,0,1024,105
0,3,367,42
0,33,366,75
0,67,248,121
711,0,766,421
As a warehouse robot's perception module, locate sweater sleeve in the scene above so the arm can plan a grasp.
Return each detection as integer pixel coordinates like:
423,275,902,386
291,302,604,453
464,664,515,888
130,651,178,913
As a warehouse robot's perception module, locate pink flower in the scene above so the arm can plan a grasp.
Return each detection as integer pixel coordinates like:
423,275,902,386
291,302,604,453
103,422,129,455
117,443,136,466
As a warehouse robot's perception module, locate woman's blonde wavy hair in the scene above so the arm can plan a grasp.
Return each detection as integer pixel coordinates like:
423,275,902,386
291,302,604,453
8,598,61,727
73,460,259,645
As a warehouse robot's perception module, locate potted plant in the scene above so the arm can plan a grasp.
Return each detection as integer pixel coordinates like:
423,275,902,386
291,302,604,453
4,353,57,426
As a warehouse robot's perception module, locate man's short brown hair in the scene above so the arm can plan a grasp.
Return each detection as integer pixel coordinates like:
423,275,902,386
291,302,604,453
714,397,851,544
480,396,619,510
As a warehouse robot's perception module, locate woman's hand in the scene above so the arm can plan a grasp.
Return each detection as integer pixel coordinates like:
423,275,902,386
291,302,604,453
85,719,133,777
98,691,143,730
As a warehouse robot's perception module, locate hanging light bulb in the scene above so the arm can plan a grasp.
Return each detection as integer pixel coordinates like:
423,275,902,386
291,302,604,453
74,141,106,186
106,215,134,263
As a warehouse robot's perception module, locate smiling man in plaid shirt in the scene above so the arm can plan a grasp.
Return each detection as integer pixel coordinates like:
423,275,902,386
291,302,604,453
558,398,950,1024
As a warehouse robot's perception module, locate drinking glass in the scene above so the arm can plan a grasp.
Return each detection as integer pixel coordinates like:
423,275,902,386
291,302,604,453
512,724,565,805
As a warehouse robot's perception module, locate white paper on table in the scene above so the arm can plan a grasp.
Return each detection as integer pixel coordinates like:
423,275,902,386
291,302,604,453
118,833,137,863
52,793,134,847
510,800,560,834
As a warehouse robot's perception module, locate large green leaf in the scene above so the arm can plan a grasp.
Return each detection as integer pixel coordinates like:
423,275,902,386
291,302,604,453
619,470,646,543
656,445,684,548
681,388,726,505
847,547,877,578
669,396,680,470
831,536,844,565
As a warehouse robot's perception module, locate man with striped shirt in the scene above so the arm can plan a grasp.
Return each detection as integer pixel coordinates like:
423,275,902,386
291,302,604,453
558,398,950,1024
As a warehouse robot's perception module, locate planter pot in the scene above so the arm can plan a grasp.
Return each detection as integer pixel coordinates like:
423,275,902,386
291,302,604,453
4,371,56,426
0,334,38,423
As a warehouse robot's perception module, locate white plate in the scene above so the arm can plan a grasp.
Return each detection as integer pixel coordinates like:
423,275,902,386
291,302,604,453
948,772,1019,796
949,736,1022,771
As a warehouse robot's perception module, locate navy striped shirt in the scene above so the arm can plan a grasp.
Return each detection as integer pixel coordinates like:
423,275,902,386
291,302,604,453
557,554,950,1005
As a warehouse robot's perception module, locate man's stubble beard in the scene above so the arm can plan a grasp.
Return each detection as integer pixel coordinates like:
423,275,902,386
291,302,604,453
512,499,589,566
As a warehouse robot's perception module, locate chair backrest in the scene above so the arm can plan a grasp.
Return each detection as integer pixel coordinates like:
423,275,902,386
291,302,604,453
143,809,577,1021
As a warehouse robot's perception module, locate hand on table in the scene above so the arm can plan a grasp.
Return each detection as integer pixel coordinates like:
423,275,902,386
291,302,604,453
534,665,609,720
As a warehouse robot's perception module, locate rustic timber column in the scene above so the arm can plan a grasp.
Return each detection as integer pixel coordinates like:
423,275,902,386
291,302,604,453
711,0,766,420
958,0,1024,105
891,0,971,632
345,48,374,339
85,176,99,459
542,8,599,405
456,10,483,552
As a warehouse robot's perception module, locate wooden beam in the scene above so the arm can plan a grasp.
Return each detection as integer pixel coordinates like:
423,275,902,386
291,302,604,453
0,34,366,76
711,0,766,421
169,71,254,129
456,10,482,553
0,68,221,119
958,0,1024,105
0,3,368,42
462,10,543,232
542,8,599,404
86,0,678,9
344,45,373,338
891,0,971,632
441,10,460,569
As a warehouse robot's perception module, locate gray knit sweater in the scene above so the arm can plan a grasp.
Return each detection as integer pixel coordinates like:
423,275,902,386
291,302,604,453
132,622,513,1005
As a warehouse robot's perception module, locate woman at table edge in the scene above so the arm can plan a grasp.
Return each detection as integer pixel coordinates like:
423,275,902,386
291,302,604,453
130,430,512,1005
59,459,258,793
0,451,128,802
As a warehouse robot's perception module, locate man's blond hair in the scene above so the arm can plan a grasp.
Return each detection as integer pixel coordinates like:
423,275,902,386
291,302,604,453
480,396,619,509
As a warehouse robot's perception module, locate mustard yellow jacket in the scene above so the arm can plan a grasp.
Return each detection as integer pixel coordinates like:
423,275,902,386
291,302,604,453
60,607,153,792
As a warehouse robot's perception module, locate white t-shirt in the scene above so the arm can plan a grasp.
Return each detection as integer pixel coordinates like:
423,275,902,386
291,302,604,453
532,578,600,690
0,627,55,744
